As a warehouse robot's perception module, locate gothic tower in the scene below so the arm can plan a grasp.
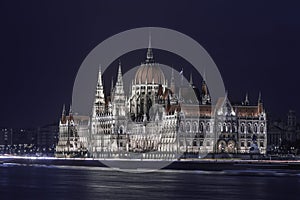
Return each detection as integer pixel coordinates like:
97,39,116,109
112,62,127,135
92,66,106,117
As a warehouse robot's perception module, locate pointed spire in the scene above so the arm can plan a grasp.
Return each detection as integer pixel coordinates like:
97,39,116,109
244,93,249,105
201,79,208,94
129,80,132,95
170,68,175,93
117,60,123,84
98,64,103,86
180,67,184,86
258,91,262,103
258,91,263,114
95,64,105,104
69,104,73,116
113,61,125,101
62,104,66,117
171,68,174,80
146,33,154,63
179,87,182,101
201,68,211,105
189,73,193,85
61,104,66,124
111,77,114,93
69,104,73,120
148,32,151,49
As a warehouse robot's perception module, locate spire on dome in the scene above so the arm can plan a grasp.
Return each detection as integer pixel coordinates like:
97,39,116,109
146,33,154,63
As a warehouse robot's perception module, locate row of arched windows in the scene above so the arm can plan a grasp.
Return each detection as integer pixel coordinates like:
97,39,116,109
240,123,265,134
179,122,211,133
218,122,237,133
179,121,266,134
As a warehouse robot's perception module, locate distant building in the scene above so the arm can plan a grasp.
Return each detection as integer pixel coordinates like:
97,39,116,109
37,123,59,148
10,128,37,145
56,43,267,158
0,128,13,146
268,110,300,152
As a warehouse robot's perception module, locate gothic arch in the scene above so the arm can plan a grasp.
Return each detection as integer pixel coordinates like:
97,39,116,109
192,122,197,132
218,122,222,132
186,122,191,132
232,122,237,132
206,122,211,133
227,122,232,133
241,123,245,133
260,123,264,133
247,123,252,133
227,140,236,153
253,123,258,133
217,140,227,153
199,122,204,132
223,122,227,133
179,122,184,132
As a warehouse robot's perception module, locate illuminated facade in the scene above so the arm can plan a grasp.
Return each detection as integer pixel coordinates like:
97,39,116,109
56,44,267,158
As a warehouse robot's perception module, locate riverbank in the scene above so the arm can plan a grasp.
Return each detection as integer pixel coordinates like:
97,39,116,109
1,155,300,172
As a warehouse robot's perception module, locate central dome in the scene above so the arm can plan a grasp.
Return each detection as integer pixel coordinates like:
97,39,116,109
134,63,165,84
134,44,165,85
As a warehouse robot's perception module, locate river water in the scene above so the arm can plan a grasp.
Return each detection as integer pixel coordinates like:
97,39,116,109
0,164,299,200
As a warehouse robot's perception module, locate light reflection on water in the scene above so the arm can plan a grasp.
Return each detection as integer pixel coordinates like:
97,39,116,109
0,164,299,200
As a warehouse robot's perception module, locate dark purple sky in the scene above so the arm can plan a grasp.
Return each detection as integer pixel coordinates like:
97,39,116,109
0,0,300,128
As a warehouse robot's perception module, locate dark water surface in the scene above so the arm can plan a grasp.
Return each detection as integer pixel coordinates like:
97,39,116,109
0,164,299,200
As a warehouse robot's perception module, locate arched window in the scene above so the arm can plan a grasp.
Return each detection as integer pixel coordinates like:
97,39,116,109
260,123,264,133
227,123,232,133
247,123,252,133
199,122,204,132
192,123,197,132
206,123,210,133
223,123,227,133
119,126,123,134
186,123,191,132
218,122,222,132
254,123,258,133
180,122,184,132
241,123,245,133
232,123,236,132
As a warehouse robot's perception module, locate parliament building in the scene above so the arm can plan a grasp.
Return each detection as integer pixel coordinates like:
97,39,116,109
55,44,267,159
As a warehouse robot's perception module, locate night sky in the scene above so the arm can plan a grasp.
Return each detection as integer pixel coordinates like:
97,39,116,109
1,0,300,128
